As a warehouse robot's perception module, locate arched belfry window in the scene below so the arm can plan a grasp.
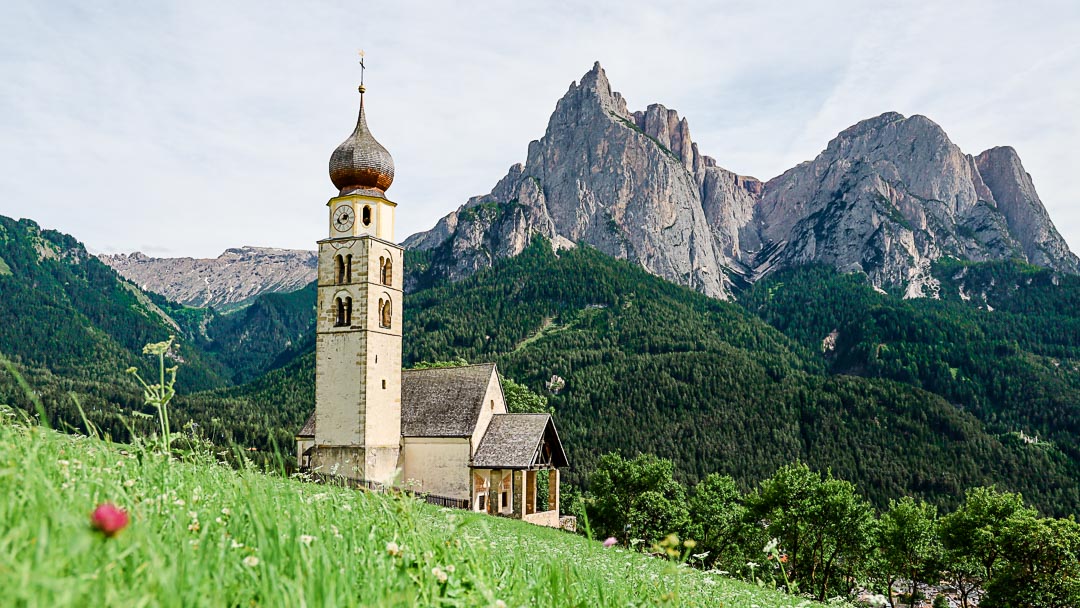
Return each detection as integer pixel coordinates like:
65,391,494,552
345,255,353,284
334,297,346,327
383,257,393,286
345,297,353,326
362,205,372,227
334,255,345,285
380,298,392,329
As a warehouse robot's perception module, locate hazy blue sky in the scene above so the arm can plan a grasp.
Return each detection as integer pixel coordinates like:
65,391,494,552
1,0,1077,257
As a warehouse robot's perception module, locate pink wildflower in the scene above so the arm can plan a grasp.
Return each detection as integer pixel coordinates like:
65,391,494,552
603,537,618,548
91,503,129,537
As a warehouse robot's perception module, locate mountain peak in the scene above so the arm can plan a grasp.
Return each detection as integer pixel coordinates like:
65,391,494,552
406,66,1078,297
557,62,628,119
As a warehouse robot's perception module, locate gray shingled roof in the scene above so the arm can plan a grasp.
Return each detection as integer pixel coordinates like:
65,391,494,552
297,413,315,438
401,363,497,437
470,414,569,469
296,363,517,441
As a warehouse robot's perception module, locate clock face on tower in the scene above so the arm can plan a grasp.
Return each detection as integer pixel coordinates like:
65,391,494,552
333,205,355,232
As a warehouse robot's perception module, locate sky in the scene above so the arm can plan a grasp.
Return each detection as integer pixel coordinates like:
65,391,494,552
1,0,1077,258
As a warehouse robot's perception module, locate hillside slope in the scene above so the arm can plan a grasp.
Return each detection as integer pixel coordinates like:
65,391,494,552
0,410,822,607
0,215,225,391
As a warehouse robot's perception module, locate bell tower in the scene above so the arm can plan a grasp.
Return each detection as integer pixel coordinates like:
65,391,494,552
311,60,403,485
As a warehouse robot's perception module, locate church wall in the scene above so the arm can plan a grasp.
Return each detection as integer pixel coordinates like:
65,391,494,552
401,437,471,500
469,370,508,455
314,329,367,446
362,242,402,483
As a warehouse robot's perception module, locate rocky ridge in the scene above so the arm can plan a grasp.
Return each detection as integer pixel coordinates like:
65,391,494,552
405,63,1078,297
99,246,317,310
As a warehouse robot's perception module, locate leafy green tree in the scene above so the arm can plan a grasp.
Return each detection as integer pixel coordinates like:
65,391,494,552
873,497,941,608
982,514,1080,608
588,452,684,543
407,358,470,370
501,376,551,414
688,474,747,568
746,462,875,600
938,487,1035,608
628,489,689,546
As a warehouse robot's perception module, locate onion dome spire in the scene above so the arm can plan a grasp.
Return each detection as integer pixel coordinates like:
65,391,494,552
329,56,395,196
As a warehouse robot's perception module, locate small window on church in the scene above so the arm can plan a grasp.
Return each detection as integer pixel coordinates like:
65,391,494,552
490,399,494,410
334,255,345,285
382,379,387,389
345,255,353,284
345,297,353,326
362,205,372,227
383,258,392,286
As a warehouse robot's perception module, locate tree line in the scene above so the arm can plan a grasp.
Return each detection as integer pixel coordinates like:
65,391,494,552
579,452,1080,607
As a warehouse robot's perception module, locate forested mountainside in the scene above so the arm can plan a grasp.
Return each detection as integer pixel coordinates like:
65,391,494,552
0,216,225,391
405,63,1078,298
4,214,1080,515
402,242,1080,514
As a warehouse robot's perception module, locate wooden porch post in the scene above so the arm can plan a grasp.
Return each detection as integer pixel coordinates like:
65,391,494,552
526,470,537,515
487,469,500,515
512,470,525,518
548,469,560,513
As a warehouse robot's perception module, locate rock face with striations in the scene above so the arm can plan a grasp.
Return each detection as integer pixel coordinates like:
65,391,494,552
99,246,317,310
404,62,761,298
405,63,1078,297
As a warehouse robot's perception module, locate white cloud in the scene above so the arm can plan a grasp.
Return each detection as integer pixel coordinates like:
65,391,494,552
0,0,1076,257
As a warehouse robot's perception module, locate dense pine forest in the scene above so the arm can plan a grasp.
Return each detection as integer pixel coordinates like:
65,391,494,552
2,214,1080,518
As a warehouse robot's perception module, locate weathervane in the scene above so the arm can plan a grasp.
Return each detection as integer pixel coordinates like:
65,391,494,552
358,49,366,93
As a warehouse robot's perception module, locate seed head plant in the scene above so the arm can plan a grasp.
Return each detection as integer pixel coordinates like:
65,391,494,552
127,336,178,454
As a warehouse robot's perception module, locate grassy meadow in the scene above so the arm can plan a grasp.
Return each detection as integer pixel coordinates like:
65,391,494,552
0,407,830,607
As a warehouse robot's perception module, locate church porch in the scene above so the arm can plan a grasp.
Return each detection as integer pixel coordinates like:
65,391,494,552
470,467,561,527
469,413,569,528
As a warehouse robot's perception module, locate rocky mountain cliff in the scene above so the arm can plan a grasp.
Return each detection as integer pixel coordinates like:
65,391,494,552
405,63,1078,297
99,246,316,310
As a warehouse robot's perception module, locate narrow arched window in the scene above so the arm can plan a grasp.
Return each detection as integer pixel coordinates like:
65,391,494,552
383,258,393,286
334,255,345,285
335,297,345,327
345,297,353,326
362,205,372,227
379,256,385,283
381,298,392,328
345,255,353,284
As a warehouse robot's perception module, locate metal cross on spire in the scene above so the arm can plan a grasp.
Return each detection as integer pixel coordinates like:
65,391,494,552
358,49,366,92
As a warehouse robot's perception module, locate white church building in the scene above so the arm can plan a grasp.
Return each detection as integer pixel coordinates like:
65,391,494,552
296,73,568,527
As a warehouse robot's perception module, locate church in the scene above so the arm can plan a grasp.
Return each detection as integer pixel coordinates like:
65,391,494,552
295,73,569,528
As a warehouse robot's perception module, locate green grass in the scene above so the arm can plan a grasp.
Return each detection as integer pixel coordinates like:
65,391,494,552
0,413,829,607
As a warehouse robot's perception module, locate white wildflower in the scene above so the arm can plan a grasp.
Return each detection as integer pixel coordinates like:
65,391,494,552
242,555,260,567
431,566,448,584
